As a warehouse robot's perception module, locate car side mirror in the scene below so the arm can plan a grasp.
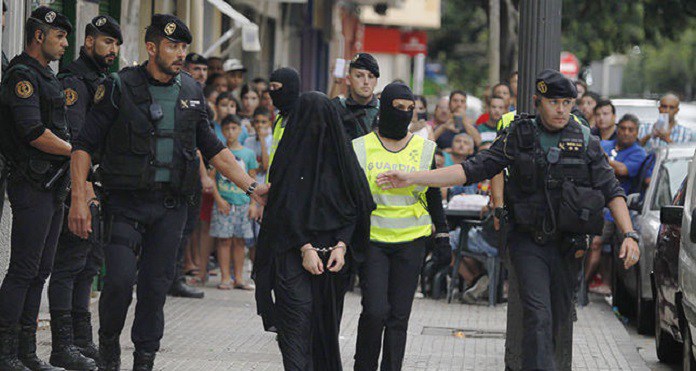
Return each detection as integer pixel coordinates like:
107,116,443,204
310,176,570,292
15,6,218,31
691,209,696,244
661,205,684,226
627,193,643,212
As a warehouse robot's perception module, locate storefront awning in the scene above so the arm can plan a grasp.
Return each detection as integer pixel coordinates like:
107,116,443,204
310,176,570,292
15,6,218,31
203,0,261,56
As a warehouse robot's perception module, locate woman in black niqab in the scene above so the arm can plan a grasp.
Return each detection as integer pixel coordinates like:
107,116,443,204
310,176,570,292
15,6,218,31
254,91,374,371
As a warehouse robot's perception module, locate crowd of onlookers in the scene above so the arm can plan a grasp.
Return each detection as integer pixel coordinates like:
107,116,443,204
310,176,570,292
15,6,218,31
178,54,276,291
183,53,694,304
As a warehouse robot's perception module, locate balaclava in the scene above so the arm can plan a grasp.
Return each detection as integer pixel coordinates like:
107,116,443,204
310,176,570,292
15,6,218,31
269,67,300,116
378,82,414,140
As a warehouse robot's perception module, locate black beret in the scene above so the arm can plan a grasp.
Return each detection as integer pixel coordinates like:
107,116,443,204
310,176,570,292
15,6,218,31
350,53,380,78
88,15,122,45
185,53,207,65
30,6,72,35
149,14,192,44
535,69,577,99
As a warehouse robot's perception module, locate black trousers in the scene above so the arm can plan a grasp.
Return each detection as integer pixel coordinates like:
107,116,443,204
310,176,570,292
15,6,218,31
508,231,579,371
0,176,64,327
354,238,426,371
274,246,350,371
48,208,103,313
98,191,186,352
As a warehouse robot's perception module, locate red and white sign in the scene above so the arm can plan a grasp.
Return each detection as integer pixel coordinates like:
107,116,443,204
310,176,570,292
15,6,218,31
400,31,428,56
560,52,580,79
361,26,428,56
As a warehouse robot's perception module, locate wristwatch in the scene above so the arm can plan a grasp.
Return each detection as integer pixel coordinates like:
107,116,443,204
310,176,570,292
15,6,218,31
245,181,258,196
494,207,506,219
624,231,640,244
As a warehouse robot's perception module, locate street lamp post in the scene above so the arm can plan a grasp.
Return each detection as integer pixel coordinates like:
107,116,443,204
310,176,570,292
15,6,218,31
505,1,567,370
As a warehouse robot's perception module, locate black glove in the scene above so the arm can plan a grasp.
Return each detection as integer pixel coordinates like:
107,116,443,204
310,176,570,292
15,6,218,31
432,235,451,270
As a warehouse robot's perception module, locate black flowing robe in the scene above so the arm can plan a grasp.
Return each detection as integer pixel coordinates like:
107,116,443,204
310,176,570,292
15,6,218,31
253,91,374,368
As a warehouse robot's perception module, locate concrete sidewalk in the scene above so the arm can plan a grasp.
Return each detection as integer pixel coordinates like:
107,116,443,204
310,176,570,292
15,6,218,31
32,283,649,370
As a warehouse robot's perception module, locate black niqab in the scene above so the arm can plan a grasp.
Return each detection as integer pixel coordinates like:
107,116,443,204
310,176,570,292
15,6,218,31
269,67,300,116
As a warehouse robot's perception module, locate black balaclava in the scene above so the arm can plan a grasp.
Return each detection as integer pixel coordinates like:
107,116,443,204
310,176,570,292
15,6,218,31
269,67,300,116
378,82,414,140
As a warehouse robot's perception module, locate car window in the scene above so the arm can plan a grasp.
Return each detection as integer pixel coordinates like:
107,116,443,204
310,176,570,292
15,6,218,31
673,178,687,207
651,158,691,210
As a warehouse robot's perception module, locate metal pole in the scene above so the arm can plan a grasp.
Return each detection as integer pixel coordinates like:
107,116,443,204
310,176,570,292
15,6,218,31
488,0,500,85
505,1,563,371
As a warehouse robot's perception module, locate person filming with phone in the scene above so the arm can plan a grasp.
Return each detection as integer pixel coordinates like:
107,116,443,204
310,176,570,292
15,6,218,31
433,90,482,150
330,53,380,140
638,93,694,152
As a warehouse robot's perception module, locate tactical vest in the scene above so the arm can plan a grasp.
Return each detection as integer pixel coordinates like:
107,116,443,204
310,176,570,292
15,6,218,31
58,55,104,99
333,96,379,140
0,62,70,186
353,132,435,243
504,118,592,236
97,67,202,195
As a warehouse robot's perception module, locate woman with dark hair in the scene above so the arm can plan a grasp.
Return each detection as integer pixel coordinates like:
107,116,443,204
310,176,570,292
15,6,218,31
240,84,261,137
254,72,374,370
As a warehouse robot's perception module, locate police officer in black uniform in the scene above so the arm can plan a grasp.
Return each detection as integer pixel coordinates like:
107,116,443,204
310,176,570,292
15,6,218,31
46,15,123,371
376,69,642,371
331,53,380,140
0,7,73,371
68,14,268,371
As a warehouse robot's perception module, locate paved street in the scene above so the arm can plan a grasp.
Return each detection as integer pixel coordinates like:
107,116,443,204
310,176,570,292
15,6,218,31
31,282,654,370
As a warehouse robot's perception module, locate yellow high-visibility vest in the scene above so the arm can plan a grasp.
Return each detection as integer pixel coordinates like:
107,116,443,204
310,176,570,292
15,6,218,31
267,115,285,182
352,132,436,243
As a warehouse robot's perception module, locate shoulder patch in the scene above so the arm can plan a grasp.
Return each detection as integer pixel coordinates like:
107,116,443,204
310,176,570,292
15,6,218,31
94,84,105,104
64,88,78,106
15,80,34,99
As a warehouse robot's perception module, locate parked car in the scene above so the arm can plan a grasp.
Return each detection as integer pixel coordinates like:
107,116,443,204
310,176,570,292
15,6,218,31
652,178,688,363
655,150,696,370
614,144,694,334
678,148,696,369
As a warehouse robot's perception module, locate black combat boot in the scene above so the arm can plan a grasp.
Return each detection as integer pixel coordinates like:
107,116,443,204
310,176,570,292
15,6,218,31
72,311,100,362
0,325,30,371
17,324,64,371
97,334,120,371
49,311,97,370
168,277,204,299
132,350,155,371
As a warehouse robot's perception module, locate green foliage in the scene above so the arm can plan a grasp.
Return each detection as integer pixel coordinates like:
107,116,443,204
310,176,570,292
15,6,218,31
623,28,696,100
429,0,695,94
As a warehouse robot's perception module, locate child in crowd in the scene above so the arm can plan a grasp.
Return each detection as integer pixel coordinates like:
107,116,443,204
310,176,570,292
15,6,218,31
215,92,247,143
243,107,273,184
240,84,261,137
210,115,260,290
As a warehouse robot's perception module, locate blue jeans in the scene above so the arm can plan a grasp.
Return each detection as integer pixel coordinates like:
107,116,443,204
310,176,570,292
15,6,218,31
449,227,498,257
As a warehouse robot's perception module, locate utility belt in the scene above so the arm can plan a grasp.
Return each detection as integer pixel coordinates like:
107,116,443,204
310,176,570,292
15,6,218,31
510,222,589,259
10,158,71,204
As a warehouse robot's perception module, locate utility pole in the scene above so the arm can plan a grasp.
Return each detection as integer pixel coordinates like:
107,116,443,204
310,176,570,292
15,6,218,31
488,0,500,86
504,1,564,370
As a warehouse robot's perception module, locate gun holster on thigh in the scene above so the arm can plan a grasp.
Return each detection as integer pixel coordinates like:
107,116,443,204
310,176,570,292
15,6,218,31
105,214,144,256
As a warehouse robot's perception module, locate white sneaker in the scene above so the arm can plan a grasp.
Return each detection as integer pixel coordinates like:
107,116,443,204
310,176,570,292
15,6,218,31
462,275,489,304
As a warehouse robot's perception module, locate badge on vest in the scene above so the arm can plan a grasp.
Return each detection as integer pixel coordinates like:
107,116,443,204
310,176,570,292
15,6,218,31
15,80,33,99
64,88,78,106
180,99,201,109
94,84,105,104
558,138,583,152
